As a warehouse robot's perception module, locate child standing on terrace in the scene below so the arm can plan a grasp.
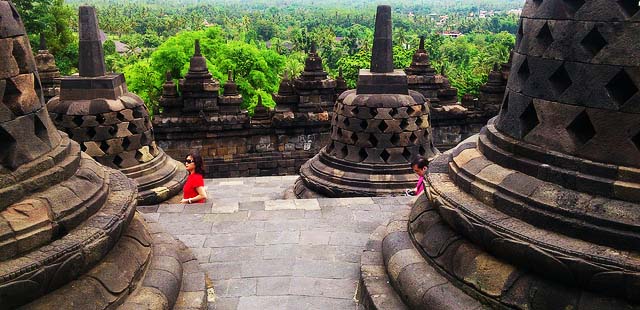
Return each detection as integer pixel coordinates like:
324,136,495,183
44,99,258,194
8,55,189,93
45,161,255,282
407,156,428,196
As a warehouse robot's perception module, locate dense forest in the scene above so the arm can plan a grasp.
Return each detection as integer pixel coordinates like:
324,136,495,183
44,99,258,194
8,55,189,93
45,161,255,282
15,0,521,113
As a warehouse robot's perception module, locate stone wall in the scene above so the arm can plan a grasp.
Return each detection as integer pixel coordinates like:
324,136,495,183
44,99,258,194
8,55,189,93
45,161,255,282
154,111,492,178
431,112,490,150
154,116,330,178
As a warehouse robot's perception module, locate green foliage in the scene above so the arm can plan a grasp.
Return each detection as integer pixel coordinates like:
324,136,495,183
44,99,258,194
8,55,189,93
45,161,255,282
123,59,163,115
334,45,417,89
33,0,519,109
436,31,515,97
124,27,285,113
14,0,77,75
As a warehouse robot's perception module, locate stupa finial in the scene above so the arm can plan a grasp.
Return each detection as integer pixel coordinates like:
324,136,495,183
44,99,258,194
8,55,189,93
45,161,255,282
78,6,106,77
194,39,201,56
370,5,394,73
39,33,47,50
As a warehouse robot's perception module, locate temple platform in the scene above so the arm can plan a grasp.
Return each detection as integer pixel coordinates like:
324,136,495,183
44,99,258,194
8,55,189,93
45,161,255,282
139,175,414,310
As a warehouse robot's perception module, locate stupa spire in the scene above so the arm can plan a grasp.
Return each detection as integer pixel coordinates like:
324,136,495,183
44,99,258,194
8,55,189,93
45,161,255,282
195,39,202,56
39,32,46,50
370,5,393,73
78,6,106,77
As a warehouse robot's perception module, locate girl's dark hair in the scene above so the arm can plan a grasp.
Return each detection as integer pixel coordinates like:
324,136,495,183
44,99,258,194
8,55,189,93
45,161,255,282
411,156,428,169
188,152,206,175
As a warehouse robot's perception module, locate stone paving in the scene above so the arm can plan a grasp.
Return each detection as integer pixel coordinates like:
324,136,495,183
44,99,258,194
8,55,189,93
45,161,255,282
139,175,413,310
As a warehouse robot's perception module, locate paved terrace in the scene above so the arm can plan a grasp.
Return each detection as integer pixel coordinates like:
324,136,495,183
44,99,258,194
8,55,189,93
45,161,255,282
139,175,413,310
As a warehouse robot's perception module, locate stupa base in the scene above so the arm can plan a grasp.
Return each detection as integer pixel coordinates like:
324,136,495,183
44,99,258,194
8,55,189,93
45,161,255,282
22,213,208,310
295,152,418,198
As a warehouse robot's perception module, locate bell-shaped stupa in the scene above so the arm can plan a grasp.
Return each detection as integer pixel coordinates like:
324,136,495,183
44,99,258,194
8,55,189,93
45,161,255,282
179,40,221,113
295,5,439,197
360,0,640,308
0,3,206,309
159,71,183,114
47,6,187,205
219,70,244,114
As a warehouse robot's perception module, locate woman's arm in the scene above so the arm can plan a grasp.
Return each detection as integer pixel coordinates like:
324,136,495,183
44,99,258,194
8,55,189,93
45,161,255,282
180,186,208,203
194,186,208,202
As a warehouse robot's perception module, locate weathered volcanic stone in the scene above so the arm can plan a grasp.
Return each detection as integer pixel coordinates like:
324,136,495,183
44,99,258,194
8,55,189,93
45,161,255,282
0,2,136,307
34,33,61,103
159,71,183,114
251,95,272,128
219,70,244,114
0,6,206,309
291,42,338,113
361,0,640,309
46,5,187,205
404,37,458,107
370,6,393,73
295,5,439,198
78,6,106,77
272,71,299,113
476,62,508,113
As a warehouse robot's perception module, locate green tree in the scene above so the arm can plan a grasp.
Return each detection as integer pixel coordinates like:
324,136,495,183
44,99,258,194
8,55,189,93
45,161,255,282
125,26,286,114
14,0,77,74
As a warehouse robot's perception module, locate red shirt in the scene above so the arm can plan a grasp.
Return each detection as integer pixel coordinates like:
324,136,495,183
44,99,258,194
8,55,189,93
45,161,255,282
183,173,205,203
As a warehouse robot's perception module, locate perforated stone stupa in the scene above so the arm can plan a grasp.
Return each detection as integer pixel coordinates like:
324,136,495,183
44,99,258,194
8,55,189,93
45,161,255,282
0,3,205,308
295,5,439,197
47,6,187,205
360,0,640,308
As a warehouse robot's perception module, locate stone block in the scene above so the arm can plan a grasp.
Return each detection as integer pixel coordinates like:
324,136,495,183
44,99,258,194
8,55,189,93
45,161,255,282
142,269,181,307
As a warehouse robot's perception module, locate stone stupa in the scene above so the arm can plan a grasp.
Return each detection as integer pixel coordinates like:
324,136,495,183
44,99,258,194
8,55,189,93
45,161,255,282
34,33,61,103
405,36,458,108
477,62,508,113
158,71,183,115
295,5,439,197
0,3,206,309
360,0,640,309
179,40,220,114
272,71,298,113
47,6,187,205
292,42,337,113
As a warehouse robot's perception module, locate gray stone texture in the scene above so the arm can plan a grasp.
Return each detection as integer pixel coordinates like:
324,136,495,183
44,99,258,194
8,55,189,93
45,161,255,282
296,5,440,198
0,6,206,310
78,6,106,77
47,6,187,205
361,1,640,309
140,175,413,309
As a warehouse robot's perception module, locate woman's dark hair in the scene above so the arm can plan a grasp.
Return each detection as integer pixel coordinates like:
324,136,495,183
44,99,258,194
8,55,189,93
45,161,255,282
188,152,206,175
411,156,428,169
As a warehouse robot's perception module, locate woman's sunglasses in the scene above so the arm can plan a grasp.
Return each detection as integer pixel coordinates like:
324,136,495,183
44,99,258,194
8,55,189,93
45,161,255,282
185,159,194,164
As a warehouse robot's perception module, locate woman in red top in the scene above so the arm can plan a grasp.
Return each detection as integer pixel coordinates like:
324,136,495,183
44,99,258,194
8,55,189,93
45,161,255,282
180,152,208,204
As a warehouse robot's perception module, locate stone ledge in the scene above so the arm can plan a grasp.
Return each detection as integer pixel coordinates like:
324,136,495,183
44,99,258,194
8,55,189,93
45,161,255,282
134,218,208,310
19,213,152,309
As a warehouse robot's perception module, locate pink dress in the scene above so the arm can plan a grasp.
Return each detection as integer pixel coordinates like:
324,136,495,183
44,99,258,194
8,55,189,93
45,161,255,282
415,175,425,195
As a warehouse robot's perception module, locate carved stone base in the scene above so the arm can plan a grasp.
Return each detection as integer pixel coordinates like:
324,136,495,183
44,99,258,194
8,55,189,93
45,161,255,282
21,213,208,310
296,151,418,198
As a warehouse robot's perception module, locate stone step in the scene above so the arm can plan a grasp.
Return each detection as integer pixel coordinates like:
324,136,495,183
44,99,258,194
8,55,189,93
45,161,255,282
428,144,640,303
450,138,640,250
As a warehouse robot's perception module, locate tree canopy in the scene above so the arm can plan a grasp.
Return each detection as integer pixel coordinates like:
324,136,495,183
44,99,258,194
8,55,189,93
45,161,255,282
16,0,520,112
